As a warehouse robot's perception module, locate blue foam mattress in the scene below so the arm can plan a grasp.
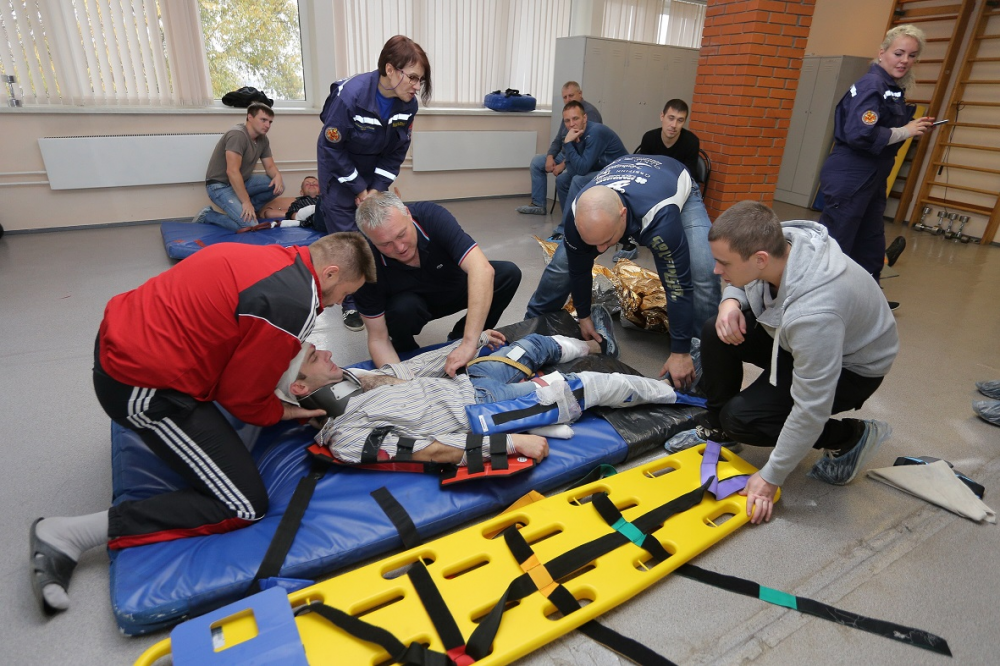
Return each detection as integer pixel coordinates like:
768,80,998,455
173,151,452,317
106,312,703,635
109,412,630,635
160,221,323,260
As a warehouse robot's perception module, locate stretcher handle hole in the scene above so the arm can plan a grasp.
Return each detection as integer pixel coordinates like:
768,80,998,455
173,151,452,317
545,593,594,621
353,591,407,619
645,464,677,479
443,555,491,579
634,542,676,572
526,526,564,547
483,516,528,540
568,486,611,506
209,609,259,652
381,554,436,580
705,511,736,528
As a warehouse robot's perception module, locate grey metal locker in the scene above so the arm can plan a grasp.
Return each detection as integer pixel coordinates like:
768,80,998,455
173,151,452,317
774,55,872,207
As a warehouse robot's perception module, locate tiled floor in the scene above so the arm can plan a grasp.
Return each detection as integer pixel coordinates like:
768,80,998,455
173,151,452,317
1,198,997,664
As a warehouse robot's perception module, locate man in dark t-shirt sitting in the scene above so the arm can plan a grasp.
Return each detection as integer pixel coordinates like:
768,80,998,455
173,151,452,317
635,99,700,179
618,99,702,260
353,192,522,377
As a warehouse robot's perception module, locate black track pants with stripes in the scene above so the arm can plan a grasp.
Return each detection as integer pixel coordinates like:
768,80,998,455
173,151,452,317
93,350,268,550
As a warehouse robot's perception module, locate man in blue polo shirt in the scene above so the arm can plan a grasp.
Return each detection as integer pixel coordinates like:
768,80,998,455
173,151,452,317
354,192,522,375
547,100,628,240
525,155,721,390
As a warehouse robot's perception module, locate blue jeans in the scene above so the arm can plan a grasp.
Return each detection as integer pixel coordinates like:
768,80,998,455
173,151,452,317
469,334,562,403
552,169,600,236
525,184,721,330
204,174,278,231
529,153,575,210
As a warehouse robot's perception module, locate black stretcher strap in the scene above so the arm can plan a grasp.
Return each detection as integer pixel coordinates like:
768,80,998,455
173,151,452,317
576,621,677,666
675,564,952,657
489,435,508,470
371,487,422,551
465,434,484,475
396,436,416,461
466,481,711,662
297,601,451,666
407,561,476,665
247,463,327,595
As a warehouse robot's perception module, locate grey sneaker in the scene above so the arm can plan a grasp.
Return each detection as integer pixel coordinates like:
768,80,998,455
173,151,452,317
976,380,1000,400
808,419,892,485
590,304,618,358
516,204,547,215
192,206,212,224
613,239,638,262
664,427,742,454
342,309,364,332
973,400,1000,427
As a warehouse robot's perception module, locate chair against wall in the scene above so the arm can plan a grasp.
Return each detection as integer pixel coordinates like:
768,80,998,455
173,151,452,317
695,149,711,198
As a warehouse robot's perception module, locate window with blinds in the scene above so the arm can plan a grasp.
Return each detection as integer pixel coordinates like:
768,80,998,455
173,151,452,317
338,0,573,109
601,0,706,49
0,0,211,106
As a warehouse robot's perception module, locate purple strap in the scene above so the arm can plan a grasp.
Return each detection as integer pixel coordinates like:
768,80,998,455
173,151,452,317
700,440,749,499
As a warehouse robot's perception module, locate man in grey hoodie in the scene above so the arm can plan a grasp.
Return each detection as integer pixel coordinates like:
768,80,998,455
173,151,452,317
679,201,898,525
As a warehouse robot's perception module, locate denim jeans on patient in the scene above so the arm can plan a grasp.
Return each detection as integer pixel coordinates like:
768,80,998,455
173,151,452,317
468,334,563,404
525,183,721,330
203,174,278,231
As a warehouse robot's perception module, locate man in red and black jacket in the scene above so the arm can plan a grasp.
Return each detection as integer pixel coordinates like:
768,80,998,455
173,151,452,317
29,233,375,615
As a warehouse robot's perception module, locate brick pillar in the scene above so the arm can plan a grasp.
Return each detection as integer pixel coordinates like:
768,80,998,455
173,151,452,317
689,0,817,219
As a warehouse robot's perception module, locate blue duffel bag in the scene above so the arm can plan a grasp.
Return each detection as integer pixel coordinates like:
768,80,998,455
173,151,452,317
484,88,536,112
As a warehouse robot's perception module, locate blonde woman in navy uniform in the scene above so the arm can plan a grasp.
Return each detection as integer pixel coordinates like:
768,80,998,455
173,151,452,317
817,25,935,301
316,35,431,331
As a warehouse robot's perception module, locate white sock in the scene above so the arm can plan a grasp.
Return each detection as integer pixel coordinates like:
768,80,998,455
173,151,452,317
529,424,575,439
36,512,109,611
551,335,591,363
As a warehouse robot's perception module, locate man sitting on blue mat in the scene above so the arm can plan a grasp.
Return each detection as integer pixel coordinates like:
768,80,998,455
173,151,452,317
276,307,695,466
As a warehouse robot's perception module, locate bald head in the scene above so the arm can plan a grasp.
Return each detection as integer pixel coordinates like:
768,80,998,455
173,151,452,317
575,187,626,251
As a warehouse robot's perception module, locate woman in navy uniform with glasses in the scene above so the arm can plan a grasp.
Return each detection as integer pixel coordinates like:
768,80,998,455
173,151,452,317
817,24,935,297
316,35,432,331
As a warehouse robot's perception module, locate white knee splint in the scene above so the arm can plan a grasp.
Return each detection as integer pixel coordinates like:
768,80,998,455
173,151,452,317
577,371,677,409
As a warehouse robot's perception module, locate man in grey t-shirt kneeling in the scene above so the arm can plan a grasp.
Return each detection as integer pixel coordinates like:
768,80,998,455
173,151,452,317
194,101,286,231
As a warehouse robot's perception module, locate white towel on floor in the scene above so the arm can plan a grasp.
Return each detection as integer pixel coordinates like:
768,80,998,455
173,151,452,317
867,460,996,524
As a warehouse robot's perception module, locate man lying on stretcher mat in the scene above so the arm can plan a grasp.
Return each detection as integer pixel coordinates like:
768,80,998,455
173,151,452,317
277,305,699,467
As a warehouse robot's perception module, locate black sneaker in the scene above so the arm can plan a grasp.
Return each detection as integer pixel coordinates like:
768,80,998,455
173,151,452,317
885,236,906,267
343,309,364,332
887,300,900,312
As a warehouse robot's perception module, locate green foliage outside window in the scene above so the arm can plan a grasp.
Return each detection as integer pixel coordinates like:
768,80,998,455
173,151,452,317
199,0,305,101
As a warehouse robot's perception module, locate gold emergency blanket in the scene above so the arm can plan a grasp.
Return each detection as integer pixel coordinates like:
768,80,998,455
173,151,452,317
535,237,669,332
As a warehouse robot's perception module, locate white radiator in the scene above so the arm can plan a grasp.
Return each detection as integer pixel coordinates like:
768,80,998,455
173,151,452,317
37,133,223,190
411,131,536,172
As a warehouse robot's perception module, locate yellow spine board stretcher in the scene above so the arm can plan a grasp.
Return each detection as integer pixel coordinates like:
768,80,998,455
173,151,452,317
137,445,768,666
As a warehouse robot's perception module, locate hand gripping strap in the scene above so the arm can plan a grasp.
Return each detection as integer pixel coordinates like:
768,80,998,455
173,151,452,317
675,564,952,656
701,440,749,499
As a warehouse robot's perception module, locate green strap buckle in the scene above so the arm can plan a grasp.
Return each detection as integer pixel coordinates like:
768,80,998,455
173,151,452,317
759,586,798,610
610,516,645,547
